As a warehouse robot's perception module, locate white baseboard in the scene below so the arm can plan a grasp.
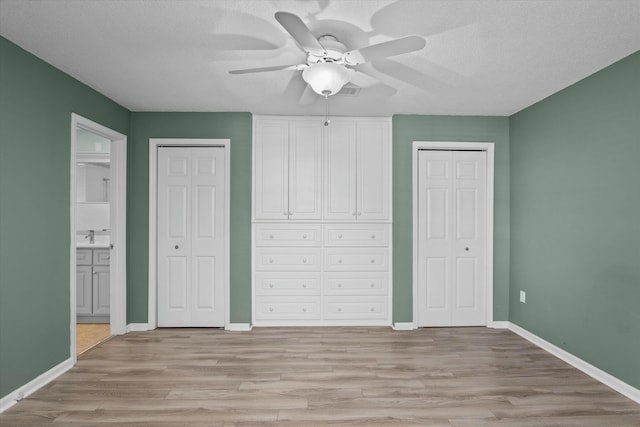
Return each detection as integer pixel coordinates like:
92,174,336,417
392,322,416,331
508,322,640,404
0,357,73,413
226,323,253,332
126,323,151,332
489,321,510,329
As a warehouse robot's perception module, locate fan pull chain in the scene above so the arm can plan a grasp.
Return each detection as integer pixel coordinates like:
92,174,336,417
323,90,331,126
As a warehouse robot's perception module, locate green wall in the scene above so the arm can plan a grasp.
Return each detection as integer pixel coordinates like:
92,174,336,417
509,52,640,389
127,113,252,324
391,115,511,323
0,37,130,397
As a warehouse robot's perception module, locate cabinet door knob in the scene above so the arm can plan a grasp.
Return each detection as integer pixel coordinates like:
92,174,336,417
357,212,362,216
338,234,343,239
174,245,179,250
302,234,307,239
338,259,342,264
302,258,307,263
269,283,274,288
352,212,357,217
371,234,376,239
269,258,274,264
465,247,470,251
269,234,274,239
338,283,342,288
106,256,110,260
370,307,375,312
370,283,375,288
93,271,97,275
370,259,375,264
338,307,342,312
269,307,274,312
302,284,307,288
302,308,307,313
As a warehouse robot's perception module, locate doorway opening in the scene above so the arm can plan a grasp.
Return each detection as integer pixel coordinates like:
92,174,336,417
70,114,127,361
412,141,495,327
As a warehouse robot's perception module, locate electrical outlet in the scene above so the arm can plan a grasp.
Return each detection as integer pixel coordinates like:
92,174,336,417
519,290,526,303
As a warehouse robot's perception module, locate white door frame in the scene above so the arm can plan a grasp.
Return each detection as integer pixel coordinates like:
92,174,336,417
412,141,495,328
148,139,231,329
70,113,127,364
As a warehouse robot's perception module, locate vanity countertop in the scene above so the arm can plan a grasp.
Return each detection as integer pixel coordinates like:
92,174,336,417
76,235,110,249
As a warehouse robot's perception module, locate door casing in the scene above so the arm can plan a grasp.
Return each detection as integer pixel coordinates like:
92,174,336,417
70,113,127,363
412,141,495,328
148,139,231,329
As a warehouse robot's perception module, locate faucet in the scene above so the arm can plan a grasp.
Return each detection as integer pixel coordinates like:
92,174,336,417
85,230,95,244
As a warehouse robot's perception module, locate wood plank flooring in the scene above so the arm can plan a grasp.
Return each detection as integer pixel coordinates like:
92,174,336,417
2,327,639,426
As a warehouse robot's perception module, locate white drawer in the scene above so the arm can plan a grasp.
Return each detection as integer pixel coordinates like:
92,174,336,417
324,224,389,247
255,296,321,320
76,249,92,265
324,273,388,296
93,249,110,265
324,248,389,271
324,296,388,320
255,248,321,271
255,224,322,247
255,273,320,296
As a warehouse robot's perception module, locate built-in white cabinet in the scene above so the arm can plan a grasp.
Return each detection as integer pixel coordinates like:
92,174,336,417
254,118,322,220
252,116,392,326
324,119,390,220
76,248,110,323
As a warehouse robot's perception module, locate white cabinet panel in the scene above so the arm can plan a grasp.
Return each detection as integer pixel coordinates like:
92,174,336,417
324,272,388,296
255,273,321,296
76,265,92,315
289,120,322,220
255,248,321,271
93,249,110,265
324,224,389,247
93,265,110,315
324,248,389,271
254,119,289,219
324,296,388,320
77,249,92,265
255,296,321,320
76,248,110,321
323,121,357,220
356,120,390,220
255,224,321,247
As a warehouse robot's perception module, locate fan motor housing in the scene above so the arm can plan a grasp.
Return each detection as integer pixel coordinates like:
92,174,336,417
308,35,347,64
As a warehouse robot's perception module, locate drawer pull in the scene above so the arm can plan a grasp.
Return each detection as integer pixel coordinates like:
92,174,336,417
338,307,342,312
302,258,307,263
337,283,342,288
370,307,375,312
302,234,307,239
371,234,376,239
269,234,274,239
370,259,375,264
338,259,342,264
338,234,343,239
302,284,307,288
269,258,274,264
358,212,362,216
175,245,179,250
302,308,307,313
370,283,375,288
269,307,274,312
269,283,274,288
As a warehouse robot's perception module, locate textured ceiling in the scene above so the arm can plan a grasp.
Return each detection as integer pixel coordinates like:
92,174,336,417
1,0,639,116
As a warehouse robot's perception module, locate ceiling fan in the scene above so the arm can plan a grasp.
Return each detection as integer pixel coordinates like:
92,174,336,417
229,11,426,99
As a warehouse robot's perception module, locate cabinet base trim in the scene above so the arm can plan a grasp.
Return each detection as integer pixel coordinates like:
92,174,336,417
392,322,416,331
126,323,151,332
0,357,73,413
226,323,253,332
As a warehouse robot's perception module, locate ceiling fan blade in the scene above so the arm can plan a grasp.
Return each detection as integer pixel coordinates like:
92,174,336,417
275,11,326,56
228,64,301,74
348,70,380,88
344,35,426,65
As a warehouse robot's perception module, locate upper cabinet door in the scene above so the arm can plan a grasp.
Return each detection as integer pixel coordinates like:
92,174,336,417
289,121,323,220
356,120,390,220
254,119,289,219
324,121,357,220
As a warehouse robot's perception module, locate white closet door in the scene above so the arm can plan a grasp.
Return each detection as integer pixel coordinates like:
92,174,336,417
324,121,357,220
157,147,226,327
417,150,486,326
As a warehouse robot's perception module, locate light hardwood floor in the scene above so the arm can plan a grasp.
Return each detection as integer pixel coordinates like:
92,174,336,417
2,327,639,426
76,323,111,355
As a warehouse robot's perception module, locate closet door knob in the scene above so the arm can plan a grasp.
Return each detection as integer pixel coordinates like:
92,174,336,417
465,247,470,251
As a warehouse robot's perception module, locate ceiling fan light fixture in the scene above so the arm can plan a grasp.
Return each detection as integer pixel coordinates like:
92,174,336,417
302,62,352,97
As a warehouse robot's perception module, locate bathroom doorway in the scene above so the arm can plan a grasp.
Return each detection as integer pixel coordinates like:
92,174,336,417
70,114,127,361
